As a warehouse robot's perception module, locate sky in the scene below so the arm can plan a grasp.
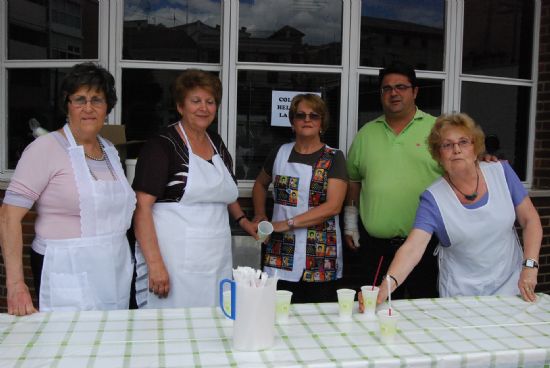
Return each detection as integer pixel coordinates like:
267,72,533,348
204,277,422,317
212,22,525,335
361,0,444,29
124,0,444,44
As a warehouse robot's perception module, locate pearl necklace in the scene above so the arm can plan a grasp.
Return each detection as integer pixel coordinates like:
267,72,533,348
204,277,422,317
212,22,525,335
84,150,105,161
75,136,116,181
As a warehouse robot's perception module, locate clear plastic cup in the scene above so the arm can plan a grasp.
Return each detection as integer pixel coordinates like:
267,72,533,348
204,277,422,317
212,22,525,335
377,310,399,343
360,285,379,319
275,290,293,324
337,288,356,320
257,221,274,242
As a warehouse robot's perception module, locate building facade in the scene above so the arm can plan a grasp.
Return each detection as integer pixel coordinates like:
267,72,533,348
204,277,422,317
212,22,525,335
0,0,549,310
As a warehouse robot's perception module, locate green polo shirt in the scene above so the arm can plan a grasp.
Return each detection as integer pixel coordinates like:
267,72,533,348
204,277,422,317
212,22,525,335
347,109,443,238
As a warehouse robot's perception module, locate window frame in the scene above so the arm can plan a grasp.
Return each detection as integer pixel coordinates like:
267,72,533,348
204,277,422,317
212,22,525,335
0,0,110,179
0,0,541,190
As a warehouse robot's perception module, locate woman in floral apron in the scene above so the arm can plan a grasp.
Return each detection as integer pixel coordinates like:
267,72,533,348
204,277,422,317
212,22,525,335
253,94,348,303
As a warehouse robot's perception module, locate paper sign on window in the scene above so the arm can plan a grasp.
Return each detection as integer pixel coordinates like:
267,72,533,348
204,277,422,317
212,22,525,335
271,91,321,127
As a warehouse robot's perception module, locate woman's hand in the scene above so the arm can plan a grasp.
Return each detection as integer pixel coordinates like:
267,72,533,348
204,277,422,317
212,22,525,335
148,260,170,298
252,214,268,223
7,281,37,316
518,267,538,302
239,218,260,240
376,278,391,305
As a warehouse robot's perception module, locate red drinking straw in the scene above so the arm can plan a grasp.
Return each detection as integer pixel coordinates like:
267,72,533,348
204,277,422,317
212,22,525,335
387,274,393,316
372,255,384,290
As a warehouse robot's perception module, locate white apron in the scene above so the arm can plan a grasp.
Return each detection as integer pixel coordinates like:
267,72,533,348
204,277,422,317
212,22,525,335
37,124,136,312
429,162,522,297
264,143,343,282
135,123,238,308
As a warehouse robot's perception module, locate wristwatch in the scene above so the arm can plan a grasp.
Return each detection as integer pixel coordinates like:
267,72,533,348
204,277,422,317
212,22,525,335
287,217,295,230
522,258,539,268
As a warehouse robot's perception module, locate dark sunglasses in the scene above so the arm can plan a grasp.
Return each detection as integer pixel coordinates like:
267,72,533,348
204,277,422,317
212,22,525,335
294,112,322,121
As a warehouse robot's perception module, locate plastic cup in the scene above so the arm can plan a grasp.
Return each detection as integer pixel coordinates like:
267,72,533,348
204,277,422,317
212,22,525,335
360,285,379,319
257,221,274,242
337,288,356,320
223,290,232,315
275,290,293,324
377,310,399,343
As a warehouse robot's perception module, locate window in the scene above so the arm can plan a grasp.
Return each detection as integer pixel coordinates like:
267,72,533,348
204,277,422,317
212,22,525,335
235,70,341,180
359,0,445,70
460,0,535,180
0,0,540,188
2,0,102,173
238,0,343,65
122,0,222,63
8,0,98,60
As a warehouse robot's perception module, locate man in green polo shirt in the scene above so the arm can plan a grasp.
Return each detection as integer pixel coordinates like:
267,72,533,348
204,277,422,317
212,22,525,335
345,62,442,299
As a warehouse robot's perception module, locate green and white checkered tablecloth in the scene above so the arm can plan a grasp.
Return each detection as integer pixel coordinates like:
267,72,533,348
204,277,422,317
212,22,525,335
1,294,549,367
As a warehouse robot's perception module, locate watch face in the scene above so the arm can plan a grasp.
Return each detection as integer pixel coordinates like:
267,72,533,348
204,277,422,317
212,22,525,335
526,259,534,267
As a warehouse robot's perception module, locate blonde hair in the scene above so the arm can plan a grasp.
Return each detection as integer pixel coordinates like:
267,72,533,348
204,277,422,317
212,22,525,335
288,94,330,133
428,113,486,164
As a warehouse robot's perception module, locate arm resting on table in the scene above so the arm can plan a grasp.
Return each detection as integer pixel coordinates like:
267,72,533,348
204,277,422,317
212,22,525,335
515,196,542,302
376,228,432,304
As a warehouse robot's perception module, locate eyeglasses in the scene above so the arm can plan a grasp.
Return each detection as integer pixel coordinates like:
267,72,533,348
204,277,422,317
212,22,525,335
69,96,106,108
294,112,322,121
439,138,473,151
380,84,413,94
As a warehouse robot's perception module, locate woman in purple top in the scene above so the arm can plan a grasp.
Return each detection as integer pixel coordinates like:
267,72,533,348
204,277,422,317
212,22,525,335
377,113,542,303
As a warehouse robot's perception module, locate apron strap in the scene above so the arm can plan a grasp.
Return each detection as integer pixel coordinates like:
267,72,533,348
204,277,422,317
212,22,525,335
178,122,220,156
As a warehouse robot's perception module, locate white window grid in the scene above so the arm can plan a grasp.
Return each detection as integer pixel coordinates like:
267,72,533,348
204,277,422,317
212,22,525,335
0,0,540,190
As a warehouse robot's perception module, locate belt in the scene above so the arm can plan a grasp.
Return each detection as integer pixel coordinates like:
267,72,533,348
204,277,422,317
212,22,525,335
368,235,406,249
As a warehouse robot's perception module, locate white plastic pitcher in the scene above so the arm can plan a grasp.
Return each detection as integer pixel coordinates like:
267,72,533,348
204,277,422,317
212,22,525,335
219,277,277,351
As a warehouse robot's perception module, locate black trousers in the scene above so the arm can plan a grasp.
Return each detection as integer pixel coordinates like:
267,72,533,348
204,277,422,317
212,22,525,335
357,219,439,300
277,278,342,304
30,249,44,305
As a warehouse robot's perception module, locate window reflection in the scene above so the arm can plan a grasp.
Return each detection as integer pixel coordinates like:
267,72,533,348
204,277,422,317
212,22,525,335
461,82,530,179
357,75,442,129
238,0,342,65
123,0,222,62
236,71,341,180
360,0,445,70
8,0,98,60
463,0,533,79
121,69,219,157
8,69,68,169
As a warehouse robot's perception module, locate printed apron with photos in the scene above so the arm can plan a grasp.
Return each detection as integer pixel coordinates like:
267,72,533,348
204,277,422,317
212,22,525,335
37,124,136,312
264,143,342,282
430,163,522,297
135,123,238,308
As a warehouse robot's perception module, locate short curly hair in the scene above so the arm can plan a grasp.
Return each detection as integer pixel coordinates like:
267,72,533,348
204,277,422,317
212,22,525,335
288,94,330,133
428,113,486,164
172,69,222,107
60,62,117,115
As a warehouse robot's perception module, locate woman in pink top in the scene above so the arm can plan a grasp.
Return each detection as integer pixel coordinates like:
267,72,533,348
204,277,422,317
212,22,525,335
0,63,136,315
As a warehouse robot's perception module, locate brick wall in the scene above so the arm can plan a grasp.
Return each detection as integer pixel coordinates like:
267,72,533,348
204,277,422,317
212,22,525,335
532,1,550,293
536,2,550,189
